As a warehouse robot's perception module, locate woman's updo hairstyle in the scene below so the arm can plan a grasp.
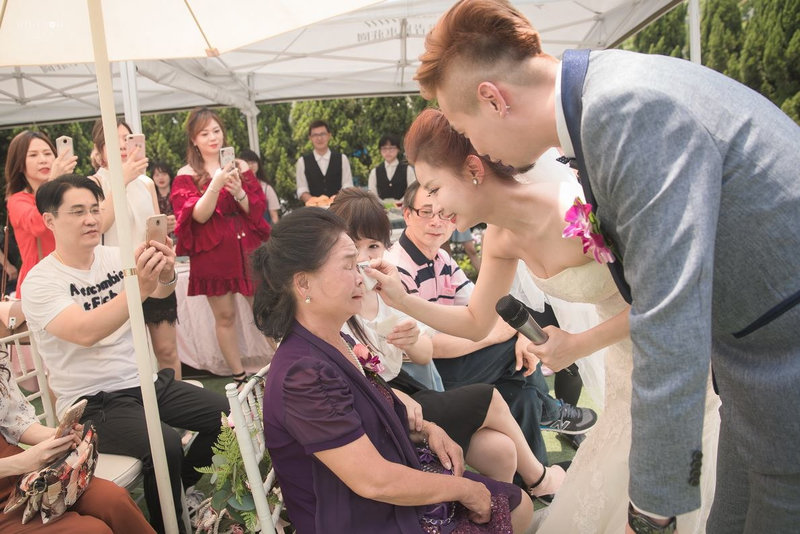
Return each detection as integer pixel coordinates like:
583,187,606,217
404,108,516,180
251,207,348,340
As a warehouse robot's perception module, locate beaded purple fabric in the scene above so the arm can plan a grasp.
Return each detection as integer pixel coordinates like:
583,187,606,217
364,372,514,533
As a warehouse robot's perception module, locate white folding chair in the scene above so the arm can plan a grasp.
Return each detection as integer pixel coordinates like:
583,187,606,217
225,365,287,533
2,331,56,426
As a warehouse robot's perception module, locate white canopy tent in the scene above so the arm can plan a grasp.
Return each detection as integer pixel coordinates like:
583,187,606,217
0,0,688,132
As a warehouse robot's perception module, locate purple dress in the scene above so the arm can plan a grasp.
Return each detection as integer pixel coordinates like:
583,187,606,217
263,322,521,534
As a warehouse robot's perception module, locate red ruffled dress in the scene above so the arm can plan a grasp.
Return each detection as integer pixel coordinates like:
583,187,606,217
171,168,270,297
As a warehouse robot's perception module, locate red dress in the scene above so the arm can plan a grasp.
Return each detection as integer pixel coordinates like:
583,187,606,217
7,191,55,298
171,168,270,297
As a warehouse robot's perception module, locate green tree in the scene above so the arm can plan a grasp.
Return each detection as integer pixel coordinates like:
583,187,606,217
701,0,743,77
625,3,688,57
257,103,295,207
142,111,188,173
738,0,800,122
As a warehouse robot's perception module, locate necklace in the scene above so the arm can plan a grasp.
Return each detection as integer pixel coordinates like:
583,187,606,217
52,250,65,264
343,342,366,376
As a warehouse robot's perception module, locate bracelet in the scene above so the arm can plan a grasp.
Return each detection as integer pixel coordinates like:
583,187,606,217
208,187,221,194
235,191,247,202
158,271,177,286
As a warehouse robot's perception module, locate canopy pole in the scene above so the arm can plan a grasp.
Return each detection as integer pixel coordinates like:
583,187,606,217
86,1,178,532
246,111,259,154
688,0,701,64
246,73,260,154
120,60,143,133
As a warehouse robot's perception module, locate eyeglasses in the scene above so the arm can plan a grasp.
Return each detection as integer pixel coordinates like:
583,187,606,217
53,207,102,218
380,146,399,152
409,206,449,221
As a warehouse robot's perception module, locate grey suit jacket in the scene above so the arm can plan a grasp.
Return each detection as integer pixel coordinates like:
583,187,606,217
574,49,800,515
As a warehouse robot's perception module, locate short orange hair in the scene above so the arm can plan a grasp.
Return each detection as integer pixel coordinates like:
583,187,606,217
415,0,544,104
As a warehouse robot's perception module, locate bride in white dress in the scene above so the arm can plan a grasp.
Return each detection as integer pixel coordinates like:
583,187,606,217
369,109,719,532
525,261,719,533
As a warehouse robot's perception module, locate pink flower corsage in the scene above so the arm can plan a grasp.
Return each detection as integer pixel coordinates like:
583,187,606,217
352,343,385,374
563,197,616,264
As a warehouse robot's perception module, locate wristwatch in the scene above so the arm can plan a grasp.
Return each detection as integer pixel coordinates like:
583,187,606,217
628,504,676,534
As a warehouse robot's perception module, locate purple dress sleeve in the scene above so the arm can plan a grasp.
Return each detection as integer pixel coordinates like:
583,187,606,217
282,360,366,455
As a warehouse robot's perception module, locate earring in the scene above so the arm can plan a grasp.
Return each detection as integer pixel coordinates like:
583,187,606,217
304,295,311,304
472,178,479,186
505,105,511,111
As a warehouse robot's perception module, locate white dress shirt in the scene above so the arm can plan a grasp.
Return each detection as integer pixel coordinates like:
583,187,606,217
295,149,353,198
367,160,417,201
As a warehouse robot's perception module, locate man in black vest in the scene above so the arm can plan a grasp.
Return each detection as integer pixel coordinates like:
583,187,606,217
367,134,417,204
295,120,353,203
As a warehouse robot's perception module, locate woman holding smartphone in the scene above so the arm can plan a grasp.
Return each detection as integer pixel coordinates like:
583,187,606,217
171,107,270,385
91,118,181,379
0,360,155,532
4,131,77,297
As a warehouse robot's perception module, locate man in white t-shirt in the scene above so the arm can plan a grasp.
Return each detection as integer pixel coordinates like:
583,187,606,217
22,174,228,534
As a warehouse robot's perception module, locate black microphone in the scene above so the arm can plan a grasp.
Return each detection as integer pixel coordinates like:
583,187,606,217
495,294,579,376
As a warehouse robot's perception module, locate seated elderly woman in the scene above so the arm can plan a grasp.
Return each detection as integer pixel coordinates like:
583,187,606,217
329,187,565,495
253,208,534,533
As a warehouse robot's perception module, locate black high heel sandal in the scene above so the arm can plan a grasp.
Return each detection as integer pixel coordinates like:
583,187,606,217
528,460,571,505
527,466,554,505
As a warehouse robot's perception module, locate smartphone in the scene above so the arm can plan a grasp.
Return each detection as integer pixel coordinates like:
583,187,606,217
55,135,73,157
219,146,235,168
357,261,378,291
54,399,87,438
125,133,146,159
145,214,168,245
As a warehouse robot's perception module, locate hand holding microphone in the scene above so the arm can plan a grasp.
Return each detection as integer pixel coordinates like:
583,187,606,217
495,294,579,376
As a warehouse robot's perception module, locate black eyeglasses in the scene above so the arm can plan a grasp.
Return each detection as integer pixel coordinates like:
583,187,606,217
409,206,449,221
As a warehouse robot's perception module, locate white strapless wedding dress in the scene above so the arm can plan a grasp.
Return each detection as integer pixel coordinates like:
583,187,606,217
531,261,720,534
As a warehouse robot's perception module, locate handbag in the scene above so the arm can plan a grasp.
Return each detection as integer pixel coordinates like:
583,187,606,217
3,423,99,525
0,299,27,339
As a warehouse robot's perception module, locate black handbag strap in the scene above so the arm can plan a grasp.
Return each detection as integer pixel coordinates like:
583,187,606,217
561,49,633,304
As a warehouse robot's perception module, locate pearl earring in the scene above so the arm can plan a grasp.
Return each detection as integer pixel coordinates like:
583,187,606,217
472,178,479,186
304,295,311,304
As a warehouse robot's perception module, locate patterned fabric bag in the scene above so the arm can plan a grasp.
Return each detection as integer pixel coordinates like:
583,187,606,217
3,423,99,524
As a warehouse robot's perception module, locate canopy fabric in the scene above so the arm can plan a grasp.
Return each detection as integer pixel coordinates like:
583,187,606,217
0,0,682,127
